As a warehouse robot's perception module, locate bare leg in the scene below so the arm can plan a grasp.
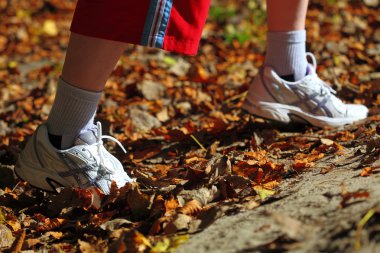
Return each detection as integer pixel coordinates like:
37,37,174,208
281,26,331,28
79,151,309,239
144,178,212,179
16,33,133,193
264,0,309,81
62,33,127,91
47,33,127,148
267,0,309,32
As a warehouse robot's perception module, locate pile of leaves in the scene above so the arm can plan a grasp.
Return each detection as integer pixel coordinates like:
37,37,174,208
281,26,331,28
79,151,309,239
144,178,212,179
0,0,379,252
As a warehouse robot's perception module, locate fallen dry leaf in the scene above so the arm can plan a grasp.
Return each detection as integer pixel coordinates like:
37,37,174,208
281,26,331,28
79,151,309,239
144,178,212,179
360,167,374,177
9,229,25,253
340,187,370,208
0,224,14,248
178,200,202,216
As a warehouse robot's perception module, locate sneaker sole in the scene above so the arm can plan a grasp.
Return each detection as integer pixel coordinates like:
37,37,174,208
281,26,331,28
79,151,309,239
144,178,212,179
242,98,366,128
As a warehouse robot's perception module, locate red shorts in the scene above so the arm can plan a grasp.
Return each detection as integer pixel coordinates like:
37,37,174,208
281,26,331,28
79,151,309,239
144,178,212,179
70,0,211,55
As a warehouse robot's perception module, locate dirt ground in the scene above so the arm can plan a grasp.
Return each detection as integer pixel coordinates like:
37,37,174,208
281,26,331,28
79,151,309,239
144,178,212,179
177,131,380,253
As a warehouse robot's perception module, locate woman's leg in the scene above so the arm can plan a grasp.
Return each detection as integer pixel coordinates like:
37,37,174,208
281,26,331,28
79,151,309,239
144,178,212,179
16,32,132,194
264,0,309,81
267,0,308,32
16,0,212,193
62,33,127,91
47,33,127,149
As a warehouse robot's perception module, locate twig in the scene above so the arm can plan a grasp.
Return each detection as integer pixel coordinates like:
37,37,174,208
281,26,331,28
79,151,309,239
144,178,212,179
190,135,207,152
355,208,377,251
223,91,248,104
11,181,20,193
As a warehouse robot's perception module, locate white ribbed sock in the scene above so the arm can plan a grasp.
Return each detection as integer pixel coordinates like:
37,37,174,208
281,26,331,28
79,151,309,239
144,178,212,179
47,78,101,149
264,30,308,81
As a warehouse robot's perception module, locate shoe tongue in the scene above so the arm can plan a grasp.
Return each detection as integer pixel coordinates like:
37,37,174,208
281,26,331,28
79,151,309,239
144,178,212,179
75,130,98,145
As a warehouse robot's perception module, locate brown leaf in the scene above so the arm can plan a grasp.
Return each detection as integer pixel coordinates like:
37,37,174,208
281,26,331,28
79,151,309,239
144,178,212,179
132,145,163,162
36,218,67,233
77,187,105,210
79,240,99,253
320,138,334,146
148,216,171,235
108,230,151,253
100,219,133,232
104,181,130,206
205,155,232,184
0,224,14,248
7,219,21,232
108,236,127,253
178,186,220,206
47,186,105,215
9,229,25,253
22,238,41,250
163,214,192,234
242,197,260,210
178,200,202,216
262,180,280,190
45,231,63,240
331,130,356,141
222,175,255,198
127,183,152,219
89,211,115,227
293,161,312,172
149,195,165,219
340,187,370,208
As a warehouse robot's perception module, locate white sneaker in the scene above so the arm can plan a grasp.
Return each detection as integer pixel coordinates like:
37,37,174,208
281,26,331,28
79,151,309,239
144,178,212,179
15,122,133,194
243,53,368,128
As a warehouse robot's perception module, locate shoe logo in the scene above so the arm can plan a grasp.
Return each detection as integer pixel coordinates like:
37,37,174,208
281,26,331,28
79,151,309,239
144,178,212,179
290,89,333,117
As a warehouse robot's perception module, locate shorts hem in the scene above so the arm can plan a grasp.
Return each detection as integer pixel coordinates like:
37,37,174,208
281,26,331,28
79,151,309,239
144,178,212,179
70,28,199,56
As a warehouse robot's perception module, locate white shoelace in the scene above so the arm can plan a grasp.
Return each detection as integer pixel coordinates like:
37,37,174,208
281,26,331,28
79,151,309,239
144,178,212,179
306,52,336,96
95,121,126,174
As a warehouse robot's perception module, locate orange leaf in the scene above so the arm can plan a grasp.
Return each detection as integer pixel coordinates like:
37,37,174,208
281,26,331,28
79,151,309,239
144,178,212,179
23,238,41,250
256,168,264,184
165,196,179,213
46,231,63,239
178,200,202,216
360,167,373,177
262,180,280,190
36,218,67,232
7,219,21,232
9,229,25,252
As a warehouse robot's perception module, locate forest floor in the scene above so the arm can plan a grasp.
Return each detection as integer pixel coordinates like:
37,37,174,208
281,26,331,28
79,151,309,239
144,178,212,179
0,0,379,252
